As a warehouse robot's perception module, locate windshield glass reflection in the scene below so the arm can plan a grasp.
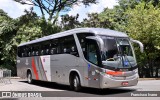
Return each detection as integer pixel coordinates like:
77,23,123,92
100,36,136,70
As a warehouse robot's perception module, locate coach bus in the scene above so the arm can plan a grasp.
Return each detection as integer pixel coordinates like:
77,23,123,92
17,28,143,91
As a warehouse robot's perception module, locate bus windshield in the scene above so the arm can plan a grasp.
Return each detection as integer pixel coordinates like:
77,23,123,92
100,36,136,70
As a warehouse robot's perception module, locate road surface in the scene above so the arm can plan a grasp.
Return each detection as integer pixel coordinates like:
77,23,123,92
0,79,160,100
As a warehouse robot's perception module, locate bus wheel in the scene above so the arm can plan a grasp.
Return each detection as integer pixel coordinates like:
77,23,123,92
72,75,81,91
27,72,33,84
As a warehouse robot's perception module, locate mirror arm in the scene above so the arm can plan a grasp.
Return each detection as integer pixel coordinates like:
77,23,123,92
131,39,144,53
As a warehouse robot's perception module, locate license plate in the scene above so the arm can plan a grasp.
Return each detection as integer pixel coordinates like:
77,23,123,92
121,82,128,86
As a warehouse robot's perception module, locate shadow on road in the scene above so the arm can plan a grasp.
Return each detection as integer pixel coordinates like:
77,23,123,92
19,80,136,96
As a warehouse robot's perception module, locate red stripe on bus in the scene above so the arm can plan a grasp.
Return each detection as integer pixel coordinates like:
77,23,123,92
40,57,48,81
106,71,123,76
32,57,39,80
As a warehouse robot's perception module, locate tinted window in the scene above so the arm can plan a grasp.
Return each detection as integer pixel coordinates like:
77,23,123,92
77,33,94,59
77,33,101,66
31,44,40,56
41,42,50,55
27,46,32,57
18,35,79,57
87,40,101,65
50,39,60,54
18,46,30,57
60,35,79,57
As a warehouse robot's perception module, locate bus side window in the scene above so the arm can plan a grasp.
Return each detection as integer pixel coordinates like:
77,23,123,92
22,53,24,57
87,40,98,65
70,46,78,57
24,47,28,57
28,52,31,56
31,45,39,56
41,50,44,55
50,38,61,54
63,48,70,53
77,33,94,59
40,42,48,55
21,47,25,57
32,50,35,56
61,35,79,57
44,43,50,55
36,51,39,56
46,49,49,55
50,48,56,54
27,46,31,57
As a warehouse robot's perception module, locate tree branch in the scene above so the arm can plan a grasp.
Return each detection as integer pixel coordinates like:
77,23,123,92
44,0,54,8
34,0,45,17
14,0,33,5
14,0,98,24
48,0,58,21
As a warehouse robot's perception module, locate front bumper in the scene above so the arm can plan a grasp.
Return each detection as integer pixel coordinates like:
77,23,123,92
100,73,139,89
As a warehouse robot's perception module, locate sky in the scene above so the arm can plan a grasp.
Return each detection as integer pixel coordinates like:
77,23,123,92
0,0,118,21
0,0,32,18
68,0,118,21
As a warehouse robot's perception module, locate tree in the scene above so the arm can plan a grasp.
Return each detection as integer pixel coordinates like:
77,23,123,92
16,9,61,43
118,0,160,8
81,7,127,31
125,2,160,77
82,13,100,27
0,9,18,75
14,0,97,24
118,0,140,10
0,9,62,76
61,14,81,30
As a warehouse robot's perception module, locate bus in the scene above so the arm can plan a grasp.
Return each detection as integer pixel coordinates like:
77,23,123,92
17,28,143,91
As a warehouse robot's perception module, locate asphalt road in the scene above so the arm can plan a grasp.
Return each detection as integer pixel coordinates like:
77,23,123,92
0,79,160,100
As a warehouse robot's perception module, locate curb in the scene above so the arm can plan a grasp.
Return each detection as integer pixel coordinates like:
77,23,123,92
139,78,160,81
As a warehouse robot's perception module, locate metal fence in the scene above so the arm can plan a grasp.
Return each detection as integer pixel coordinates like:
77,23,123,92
0,69,12,84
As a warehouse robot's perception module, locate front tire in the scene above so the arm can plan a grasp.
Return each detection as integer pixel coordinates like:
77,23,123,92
27,72,33,84
71,75,81,91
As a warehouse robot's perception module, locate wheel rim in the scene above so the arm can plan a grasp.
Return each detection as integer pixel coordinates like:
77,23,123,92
73,78,77,87
28,74,31,83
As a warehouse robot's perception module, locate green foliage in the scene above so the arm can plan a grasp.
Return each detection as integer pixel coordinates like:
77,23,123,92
98,7,127,31
0,9,18,74
125,2,160,77
0,9,62,76
38,18,61,36
125,2,160,58
61,14,81,30
118,0,140,9
82,12,115,29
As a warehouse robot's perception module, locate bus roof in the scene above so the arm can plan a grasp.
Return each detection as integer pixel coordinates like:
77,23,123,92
18,28,128,47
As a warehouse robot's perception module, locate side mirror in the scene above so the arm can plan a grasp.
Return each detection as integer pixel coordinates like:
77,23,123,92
86,36,104,51
131,39,144,53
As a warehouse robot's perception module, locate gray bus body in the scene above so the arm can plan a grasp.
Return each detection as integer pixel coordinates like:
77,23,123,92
17,28,142,89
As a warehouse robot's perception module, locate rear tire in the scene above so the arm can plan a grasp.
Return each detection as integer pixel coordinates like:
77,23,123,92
27,72,33,84
70,75,81,92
